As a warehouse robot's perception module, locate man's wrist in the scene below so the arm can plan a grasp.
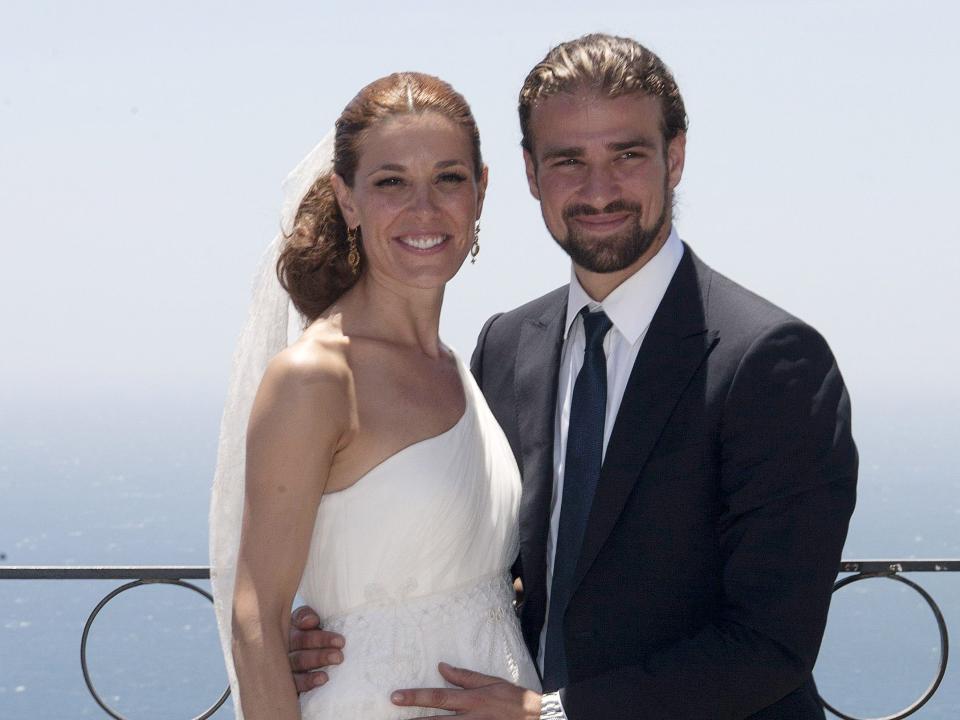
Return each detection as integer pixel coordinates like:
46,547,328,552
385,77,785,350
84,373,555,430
540,690,567,719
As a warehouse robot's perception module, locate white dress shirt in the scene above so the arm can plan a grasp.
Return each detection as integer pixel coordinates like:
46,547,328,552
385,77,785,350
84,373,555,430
536,227,685,675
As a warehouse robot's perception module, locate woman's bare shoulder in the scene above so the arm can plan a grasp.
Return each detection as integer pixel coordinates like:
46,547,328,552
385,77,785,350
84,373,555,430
268,318,351,388
251,319,355,440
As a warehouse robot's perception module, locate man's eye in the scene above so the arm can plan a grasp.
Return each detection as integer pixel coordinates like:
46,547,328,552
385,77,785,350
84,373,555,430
554,158,581,168
375,177,404,187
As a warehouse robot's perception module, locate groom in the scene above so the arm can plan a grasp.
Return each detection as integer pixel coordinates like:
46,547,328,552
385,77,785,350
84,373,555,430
290,34,857,719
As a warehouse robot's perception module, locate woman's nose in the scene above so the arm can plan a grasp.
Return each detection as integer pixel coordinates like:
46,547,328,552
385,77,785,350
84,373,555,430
409,183,440,214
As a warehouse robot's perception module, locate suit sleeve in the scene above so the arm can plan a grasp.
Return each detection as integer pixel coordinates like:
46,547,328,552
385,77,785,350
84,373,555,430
560,321,858,719
469,312,503,389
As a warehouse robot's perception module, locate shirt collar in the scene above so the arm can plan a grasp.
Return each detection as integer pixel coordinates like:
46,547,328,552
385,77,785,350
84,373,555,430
564,225,685,345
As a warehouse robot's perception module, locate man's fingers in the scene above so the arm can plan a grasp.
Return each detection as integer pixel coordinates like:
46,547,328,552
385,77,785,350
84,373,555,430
290,605,322,629
288,648,344,673
288,627,345,652
293,670,328,694
437,661,498,689
391,666,500,709
391,687,469,711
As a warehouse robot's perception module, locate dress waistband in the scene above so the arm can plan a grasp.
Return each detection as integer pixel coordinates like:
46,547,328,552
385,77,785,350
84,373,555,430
319,571,515,627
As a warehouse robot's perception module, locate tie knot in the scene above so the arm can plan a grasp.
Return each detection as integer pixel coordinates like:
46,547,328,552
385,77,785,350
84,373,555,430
580,307,612,348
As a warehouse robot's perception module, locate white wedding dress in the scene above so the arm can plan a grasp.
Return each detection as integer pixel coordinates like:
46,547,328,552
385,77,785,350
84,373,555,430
296,352,540,718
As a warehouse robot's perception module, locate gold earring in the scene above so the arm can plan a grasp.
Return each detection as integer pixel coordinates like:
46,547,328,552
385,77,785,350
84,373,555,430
347,227,361,274
470,221,481,264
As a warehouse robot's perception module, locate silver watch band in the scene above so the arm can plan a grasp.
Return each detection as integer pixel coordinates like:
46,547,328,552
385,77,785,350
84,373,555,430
540,691,567,719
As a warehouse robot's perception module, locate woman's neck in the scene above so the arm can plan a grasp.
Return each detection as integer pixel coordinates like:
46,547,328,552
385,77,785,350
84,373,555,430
339,272,446,357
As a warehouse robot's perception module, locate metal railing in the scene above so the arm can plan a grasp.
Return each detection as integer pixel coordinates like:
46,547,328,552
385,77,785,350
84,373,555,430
0,565,228,720
821,560,956,720
1,560,957,720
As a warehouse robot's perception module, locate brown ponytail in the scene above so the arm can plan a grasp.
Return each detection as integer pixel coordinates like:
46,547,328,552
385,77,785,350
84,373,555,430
276,71,482,322
276,170,360,321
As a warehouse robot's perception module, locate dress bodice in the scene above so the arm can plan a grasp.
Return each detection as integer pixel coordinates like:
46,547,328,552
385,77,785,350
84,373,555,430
298,352,521,619
296,352,539,718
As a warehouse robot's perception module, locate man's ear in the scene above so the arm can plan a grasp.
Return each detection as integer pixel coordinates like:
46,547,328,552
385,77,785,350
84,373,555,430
330,173,360,229
522,150,541,201
666,132,686,191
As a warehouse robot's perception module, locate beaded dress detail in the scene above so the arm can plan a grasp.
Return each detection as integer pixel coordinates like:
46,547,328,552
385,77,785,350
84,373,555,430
297,352,540,718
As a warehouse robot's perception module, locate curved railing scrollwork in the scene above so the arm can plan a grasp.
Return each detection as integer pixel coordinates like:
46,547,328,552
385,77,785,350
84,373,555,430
818,559,957,720
0,566,229,720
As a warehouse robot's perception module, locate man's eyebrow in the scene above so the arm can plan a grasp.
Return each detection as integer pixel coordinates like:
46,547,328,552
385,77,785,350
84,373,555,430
609,137,657,152
541,146,585,162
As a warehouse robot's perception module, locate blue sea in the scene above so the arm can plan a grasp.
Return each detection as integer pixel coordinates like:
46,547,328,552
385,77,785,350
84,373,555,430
1,391,957,719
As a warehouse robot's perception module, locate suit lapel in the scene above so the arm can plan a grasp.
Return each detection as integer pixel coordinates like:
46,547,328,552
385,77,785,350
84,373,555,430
514,297,566,607
573,249,719,591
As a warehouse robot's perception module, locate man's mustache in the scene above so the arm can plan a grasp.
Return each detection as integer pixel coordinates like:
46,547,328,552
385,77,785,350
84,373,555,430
563,199,643,219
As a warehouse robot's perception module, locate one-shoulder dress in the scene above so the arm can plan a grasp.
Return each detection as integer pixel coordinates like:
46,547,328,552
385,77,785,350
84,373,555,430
296,352,541,718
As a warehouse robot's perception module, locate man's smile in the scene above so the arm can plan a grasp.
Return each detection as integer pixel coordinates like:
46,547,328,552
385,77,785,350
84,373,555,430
568,212,632,233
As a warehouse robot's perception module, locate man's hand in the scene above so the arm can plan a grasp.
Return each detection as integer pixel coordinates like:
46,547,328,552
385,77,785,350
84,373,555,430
287,605,345,693
391,662,541,719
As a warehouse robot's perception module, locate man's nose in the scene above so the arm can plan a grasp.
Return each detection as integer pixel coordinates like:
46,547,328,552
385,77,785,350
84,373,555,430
577,166,620,208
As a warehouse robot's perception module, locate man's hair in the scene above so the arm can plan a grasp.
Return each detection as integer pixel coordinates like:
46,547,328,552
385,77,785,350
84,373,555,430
518,34,688,153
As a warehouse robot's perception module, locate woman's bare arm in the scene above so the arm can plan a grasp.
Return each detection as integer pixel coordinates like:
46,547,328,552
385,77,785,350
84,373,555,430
231,343,352,720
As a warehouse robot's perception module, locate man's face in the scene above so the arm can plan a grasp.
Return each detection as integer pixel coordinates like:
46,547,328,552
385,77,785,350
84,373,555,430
523,91,685,277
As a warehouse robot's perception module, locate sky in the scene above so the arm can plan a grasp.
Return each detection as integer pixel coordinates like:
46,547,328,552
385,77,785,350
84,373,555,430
1,0,958,421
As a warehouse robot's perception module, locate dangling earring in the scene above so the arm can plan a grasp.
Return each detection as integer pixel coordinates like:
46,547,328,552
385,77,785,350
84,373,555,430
347,227,361,275
470,221,481,264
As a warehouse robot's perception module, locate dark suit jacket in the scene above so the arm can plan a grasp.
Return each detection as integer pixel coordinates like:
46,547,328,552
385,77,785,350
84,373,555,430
469,246,858,719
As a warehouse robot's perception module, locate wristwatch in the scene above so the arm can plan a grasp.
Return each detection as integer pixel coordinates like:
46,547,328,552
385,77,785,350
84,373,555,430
540,691,567,719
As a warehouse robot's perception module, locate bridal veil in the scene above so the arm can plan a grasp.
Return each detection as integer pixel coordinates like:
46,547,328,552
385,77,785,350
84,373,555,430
209,130,334,718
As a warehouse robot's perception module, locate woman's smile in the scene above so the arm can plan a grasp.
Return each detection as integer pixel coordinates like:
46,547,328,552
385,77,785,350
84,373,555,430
394,233,450,253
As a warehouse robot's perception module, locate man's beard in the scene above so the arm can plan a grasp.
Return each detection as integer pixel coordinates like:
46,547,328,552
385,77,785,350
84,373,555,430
552,188,671,273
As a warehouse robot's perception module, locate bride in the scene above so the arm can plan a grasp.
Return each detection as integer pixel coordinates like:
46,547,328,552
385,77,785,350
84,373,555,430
209,72,541,719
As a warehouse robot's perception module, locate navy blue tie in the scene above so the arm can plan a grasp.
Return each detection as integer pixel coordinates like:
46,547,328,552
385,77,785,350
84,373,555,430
542,307,612,691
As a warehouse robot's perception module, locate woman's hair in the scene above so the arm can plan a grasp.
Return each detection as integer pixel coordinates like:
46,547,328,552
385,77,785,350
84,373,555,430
277,72,483,321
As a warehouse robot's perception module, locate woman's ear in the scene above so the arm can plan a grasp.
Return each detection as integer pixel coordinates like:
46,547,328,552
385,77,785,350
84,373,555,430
476,165,489,220
330,173,360,229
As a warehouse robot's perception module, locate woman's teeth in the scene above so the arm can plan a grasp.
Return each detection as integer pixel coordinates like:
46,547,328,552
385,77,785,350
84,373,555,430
399,235,446,250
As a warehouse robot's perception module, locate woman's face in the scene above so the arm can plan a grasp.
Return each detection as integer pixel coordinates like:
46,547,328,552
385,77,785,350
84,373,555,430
333,112,487,292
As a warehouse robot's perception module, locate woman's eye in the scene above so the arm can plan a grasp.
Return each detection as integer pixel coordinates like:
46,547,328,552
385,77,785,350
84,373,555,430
375,176,404,188
438,172,467,184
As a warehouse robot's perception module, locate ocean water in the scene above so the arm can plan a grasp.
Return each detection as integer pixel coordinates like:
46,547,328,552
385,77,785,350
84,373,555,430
1,392,957,719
